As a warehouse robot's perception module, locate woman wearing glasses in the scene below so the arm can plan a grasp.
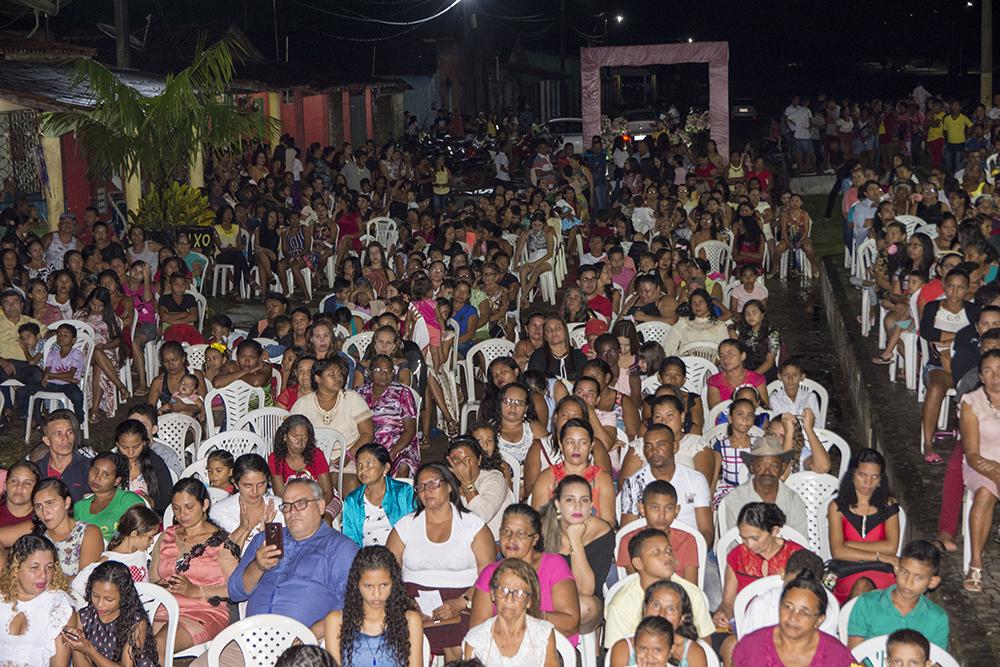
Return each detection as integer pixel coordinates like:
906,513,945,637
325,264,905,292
469,504,580,643
463,558,560,666
386,463,495,661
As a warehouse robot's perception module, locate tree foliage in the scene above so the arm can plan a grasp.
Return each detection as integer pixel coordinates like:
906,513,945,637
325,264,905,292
44,38,271,229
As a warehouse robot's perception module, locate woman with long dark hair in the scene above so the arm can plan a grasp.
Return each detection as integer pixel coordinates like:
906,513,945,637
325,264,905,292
150,478,239,661
527,316,587,382
209,453,281,553
733,300,782,381
268,414,335,506
113,419,173,515
73,452,145,542
491,382,548,466
25,277,61,324
323,545,423,667
67,561,159,667
74,286,130,418
31,478,103,579
826,447,900,603
662,289,730,357
386,463,495,661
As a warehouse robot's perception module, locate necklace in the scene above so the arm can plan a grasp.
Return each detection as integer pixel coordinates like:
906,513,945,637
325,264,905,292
361,632,386,666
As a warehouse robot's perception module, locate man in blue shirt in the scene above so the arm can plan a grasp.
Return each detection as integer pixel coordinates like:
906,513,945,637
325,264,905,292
201,479,358,666
583,136,609,211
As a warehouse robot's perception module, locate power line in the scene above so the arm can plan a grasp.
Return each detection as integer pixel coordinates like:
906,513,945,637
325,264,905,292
290,0,462,26
302,24,423,42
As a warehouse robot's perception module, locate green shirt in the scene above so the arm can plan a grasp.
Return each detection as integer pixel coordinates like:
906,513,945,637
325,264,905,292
847,585,950,649
73,489,146,542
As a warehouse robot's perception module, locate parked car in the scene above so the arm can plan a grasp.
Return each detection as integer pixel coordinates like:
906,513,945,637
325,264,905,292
545,117,583,154
621,108,663,139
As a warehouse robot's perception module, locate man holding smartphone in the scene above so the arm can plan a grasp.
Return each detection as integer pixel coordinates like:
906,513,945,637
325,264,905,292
203,479,357,667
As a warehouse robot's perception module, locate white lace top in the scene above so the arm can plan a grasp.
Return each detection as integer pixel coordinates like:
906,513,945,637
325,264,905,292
0,589,74,667
498,423,534,462
464,615,555,667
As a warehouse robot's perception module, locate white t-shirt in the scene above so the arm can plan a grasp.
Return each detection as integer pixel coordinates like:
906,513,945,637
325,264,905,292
363,495,393,546
768,386,825,429
618,463,710,528
786,106,813,139
494,152,510,181
393,509,485,587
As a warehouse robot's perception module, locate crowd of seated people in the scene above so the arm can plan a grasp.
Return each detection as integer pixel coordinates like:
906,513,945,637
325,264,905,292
0,100,971,667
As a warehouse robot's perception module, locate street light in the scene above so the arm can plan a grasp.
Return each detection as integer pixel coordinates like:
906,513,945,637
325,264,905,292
687,37,693,42
615,14,624,23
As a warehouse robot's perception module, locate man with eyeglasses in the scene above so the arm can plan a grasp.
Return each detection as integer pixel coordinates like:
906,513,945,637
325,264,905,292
215,479,357,666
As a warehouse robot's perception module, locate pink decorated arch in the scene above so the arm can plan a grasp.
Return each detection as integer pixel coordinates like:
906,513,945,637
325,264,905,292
581,42,730,157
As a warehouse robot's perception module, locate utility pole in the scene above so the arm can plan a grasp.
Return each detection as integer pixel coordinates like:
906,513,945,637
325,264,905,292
559,0,566,73
113,0,129,68
983,0,993,104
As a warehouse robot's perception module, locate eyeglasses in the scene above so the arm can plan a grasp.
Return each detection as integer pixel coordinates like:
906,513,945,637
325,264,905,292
415,478,446,493
499,528,537,541
780,602,820,618
279,498,321,514
501,397,527,408
493,585,530,601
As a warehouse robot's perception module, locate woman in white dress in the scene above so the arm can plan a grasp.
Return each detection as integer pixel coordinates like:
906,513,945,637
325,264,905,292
464,558,559,667
0,534,78,667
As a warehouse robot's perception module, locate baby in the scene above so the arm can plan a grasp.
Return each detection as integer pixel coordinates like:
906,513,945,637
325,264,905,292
161,372,204,419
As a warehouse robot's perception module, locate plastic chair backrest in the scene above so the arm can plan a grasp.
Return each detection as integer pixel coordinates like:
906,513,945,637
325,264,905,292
204,380,266,436
206,614,317,667
851,635,958,667
366,216,399,250
813,427,851,479
569,325,588,349
315,428,350,494
733,575,783,638
895,214,926,237
784,471,840,554
838,596,859,643
158,413,203,465
677,343,720,364
49,319,96,341
553,629,577,667
671,520,708,590
765,378,830,428
636,321,673,349
613,518,648,580
500,449,523,500
694,239,732,277
186,289,206,331
679,356,718,398
185,344,209,373
462,338,516,402
343,331,375,361
195,429,266,461
136,583,179,667
235,407,290,459
640,375,661,396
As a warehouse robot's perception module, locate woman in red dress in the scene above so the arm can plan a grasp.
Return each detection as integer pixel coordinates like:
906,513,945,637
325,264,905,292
713,501,804,630
826,447,900,603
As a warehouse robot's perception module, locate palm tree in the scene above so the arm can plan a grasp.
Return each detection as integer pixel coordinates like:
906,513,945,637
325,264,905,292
44,38,271,230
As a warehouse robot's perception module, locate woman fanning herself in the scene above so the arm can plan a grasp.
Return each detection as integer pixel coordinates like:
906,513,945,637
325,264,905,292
470,504,580,642
826,448,900,603
712,502,804,632
323,545,423,667
32,478,103,579
0,535,77,667
609,580,707,667
66,561,159,667
959,349,1000,591
386,463,495,661
529,419,616,525
707,339,769,410
541,475,614,633
150,479,239,661
463,558,560,667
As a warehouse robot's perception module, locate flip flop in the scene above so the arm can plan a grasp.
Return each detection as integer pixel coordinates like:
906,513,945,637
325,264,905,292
923,452,944,465
964,567,983,592
871,355,893,365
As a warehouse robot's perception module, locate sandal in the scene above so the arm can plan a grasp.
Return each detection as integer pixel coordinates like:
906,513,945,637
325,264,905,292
871,354,893,365
964,567,983,592
420,435,432,450
923,452,944,465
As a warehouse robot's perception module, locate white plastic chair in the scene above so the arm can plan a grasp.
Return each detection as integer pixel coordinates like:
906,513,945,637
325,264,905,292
851,635,959,667
236,407,290,459
765,378,830,428
204,380,266,437
962,487,974,575
179,458,230,503
640,374,661,396
635,321,673,349
211,229,251,299
671,520,708,590
195,429,266,461
568,323,588,349
315,427,350,494
694,239,732,278
837,596,858,644
136,582,180,667
186,289,207,332
500,449,523,500
732,575,840,640
614,518,648,581
366,216,399,250
677,342,720,364
553,629,578,667
206,614,317,667
189,251,210,292
679,356,717,402
813,428,851,480
157,413,203,466
185,343,209,373
784,471,840,556
520,242,556,305
343,332,375,361
26,330,95,440
460,338,516,432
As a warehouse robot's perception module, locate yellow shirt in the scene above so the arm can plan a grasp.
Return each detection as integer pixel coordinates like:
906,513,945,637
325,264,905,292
942,113,973,144
603,573,714,648
0,315,46,361
926,112,945,142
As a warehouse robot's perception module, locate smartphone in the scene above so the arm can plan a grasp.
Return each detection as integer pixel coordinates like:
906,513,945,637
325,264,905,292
62,627,80,641
264,522,283,555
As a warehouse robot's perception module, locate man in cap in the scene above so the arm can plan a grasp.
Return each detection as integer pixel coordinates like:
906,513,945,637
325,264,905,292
719,434,809,538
